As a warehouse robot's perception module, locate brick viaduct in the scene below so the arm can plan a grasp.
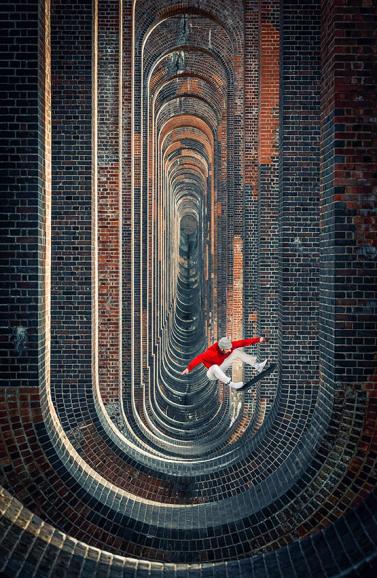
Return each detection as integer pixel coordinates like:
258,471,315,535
0,0,376,576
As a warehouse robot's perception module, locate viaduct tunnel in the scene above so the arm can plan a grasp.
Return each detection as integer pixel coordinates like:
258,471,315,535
1,0,377,576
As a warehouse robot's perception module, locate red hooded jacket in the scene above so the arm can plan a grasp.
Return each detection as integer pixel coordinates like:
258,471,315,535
186,337,262,372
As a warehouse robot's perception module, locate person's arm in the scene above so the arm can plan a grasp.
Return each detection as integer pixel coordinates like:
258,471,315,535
182,351,206,374
231,337,265,348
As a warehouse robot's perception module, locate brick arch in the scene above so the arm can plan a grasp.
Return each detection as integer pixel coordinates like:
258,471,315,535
1,0,377,576
134,0,244,54
133,16,235,441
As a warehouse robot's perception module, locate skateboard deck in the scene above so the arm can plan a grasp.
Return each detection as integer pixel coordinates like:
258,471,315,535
239,363,277,392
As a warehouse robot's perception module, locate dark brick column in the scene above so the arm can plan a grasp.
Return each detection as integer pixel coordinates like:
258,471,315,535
256,0,280,405
0,0,42,388
320,0,377,401
243,0,259,351
50,0,94,429
121,1,133,387
279,1,321,403
98,0,121,404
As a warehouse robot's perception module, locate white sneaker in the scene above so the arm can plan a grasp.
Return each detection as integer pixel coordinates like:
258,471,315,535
229,381,244,390
255,359,268,373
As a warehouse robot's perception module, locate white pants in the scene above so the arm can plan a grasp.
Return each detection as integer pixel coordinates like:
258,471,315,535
206,349,257,383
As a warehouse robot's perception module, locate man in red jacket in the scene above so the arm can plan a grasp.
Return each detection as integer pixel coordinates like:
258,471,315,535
181,336,268,390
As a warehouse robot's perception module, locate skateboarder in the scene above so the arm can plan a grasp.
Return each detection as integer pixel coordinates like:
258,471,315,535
181,336,268,390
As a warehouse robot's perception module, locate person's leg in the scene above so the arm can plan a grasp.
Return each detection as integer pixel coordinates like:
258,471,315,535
206,365,243,390
207,364,230,383
206,366,216,380
220,349,267,373
219,349,255,370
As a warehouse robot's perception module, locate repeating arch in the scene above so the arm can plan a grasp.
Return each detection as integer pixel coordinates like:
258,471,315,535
0,0,376,576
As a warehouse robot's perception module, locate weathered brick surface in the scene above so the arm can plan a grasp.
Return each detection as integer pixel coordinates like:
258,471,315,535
0,1,376,577
50,0,94,429
255,0,280,405
121,1,133,388
279,0,321,409
98,0,121,403
320,0,377,398
0,0,41,388
243,0,260,403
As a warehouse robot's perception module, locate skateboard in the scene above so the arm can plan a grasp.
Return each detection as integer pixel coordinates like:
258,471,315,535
239,363,277,392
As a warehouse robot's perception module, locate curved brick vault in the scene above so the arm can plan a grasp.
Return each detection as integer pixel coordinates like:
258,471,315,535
1,0,377,577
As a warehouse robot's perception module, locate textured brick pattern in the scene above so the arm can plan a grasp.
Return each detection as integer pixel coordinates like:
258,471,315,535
50,0,94,429
98,0,121,403
0,0,376,577
255,0,280,405
0,0,41,388
121,1,133,388
279,0,321,418
320,0,377,404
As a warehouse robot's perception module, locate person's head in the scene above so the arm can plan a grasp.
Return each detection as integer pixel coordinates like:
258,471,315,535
218,337,232,353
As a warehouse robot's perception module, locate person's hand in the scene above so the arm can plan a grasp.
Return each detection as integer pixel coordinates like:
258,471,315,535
260,336,269,343
181,368,189,375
